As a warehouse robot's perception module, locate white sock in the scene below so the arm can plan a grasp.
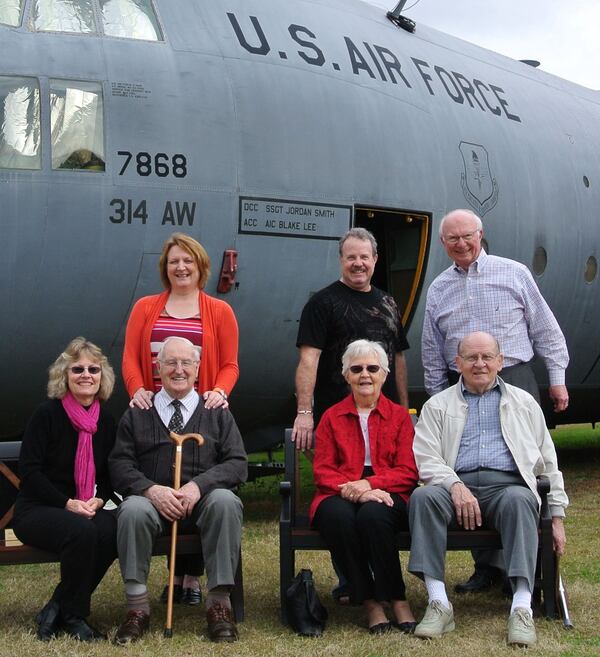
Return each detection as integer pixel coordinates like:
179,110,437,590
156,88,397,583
424,575,450,608
510,578,532,615
125,581,147,596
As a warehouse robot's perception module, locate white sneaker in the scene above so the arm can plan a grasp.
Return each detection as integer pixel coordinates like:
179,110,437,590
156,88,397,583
414,600,455,638
507,608,537,647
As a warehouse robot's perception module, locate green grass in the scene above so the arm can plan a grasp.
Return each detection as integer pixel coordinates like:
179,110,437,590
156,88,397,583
0,426,599,657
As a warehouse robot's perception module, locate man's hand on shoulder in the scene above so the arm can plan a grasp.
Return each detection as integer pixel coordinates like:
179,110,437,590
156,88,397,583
450,481,482,530
143,484,184,521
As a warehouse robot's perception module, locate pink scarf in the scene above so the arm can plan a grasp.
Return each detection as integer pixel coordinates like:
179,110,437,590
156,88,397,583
61,391,99,501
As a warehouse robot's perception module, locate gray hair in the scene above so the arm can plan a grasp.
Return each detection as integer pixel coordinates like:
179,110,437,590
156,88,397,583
341,339,389,375
439,209,483,239
157,336,201,362
339,227,377,256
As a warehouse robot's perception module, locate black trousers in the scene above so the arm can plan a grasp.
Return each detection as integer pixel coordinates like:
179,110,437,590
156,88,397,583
13,506,117,617
313,494,409,604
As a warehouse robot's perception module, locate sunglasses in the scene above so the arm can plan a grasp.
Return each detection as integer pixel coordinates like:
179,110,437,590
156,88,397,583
70,365,101,375
349,364,381,374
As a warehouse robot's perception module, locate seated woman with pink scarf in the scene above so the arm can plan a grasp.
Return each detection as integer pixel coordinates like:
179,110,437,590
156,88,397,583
12,337,118,642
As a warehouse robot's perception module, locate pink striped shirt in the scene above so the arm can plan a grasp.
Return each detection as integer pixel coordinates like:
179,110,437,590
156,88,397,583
150,314,203,393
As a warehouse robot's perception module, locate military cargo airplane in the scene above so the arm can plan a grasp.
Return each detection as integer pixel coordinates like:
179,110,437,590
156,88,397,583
1,0,599,451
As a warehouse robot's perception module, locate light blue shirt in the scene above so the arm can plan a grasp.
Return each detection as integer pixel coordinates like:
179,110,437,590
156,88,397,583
454,379,518,473
422,249,569,395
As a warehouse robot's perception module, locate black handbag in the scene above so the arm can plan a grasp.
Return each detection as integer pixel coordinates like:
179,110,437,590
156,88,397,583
285,569,328,636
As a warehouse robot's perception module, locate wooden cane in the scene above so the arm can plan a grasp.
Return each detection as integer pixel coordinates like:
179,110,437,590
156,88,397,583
164,431,204,638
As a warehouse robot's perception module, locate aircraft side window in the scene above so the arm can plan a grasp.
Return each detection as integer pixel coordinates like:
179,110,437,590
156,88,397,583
50,79,105,171
99,0,162,40
0,0,25,26
0,76,41,170
31,0,97,34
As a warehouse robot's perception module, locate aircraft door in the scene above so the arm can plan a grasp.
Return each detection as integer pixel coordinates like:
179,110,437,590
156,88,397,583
354,207,430,330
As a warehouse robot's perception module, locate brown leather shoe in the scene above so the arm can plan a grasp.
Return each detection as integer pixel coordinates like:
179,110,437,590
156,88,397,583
206,602,238,643
114,610,149,645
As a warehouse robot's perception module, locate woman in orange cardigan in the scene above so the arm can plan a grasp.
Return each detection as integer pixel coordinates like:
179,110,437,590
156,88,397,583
122,232,239,604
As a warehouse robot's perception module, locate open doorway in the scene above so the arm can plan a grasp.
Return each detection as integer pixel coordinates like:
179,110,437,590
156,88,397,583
354,206,431,329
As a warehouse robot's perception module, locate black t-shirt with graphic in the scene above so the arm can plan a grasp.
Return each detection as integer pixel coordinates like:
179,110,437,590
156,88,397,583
297,281,409,420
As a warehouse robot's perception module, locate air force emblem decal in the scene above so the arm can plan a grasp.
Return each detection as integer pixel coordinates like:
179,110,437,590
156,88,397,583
459,141,499,216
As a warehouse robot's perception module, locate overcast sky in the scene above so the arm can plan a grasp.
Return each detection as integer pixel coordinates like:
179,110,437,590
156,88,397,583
364,0,599,89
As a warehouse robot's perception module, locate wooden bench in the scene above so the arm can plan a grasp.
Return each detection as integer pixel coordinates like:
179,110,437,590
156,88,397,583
0,441,244,622
279,428,558,624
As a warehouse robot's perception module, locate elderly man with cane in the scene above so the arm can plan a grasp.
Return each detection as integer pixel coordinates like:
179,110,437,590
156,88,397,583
109,336,247,644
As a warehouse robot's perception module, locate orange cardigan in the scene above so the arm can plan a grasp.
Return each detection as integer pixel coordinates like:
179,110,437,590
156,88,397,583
122,290,239,397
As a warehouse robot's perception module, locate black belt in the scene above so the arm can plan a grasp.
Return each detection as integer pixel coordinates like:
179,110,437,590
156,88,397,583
458,467,515,474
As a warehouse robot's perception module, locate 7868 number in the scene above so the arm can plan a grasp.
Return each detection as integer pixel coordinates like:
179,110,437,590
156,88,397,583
117,151,187,178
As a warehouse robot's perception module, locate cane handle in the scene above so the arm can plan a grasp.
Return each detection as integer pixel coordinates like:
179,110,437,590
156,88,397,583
169,431,205,447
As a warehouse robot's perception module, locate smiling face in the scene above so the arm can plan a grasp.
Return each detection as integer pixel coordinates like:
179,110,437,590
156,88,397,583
67,354,102,405
157,339,200,399
456,332,503,394
166,244,200,292
440,210,483,270
339,237,377,292
344,350,387,404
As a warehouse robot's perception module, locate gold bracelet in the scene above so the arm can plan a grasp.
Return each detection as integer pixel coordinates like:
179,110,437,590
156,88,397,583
297,410,313,415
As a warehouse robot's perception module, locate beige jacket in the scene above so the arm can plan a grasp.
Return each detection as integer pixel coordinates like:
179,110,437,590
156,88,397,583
413,377,568,517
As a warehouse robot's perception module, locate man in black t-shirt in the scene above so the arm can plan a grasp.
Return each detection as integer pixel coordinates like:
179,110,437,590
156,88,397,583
292,227,410,450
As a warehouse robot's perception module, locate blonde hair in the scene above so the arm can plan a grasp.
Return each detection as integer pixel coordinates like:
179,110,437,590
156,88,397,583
158,233,211,290
47,337,115,401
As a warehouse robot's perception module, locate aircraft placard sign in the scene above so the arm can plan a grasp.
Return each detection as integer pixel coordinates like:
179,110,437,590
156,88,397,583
239,197,351,239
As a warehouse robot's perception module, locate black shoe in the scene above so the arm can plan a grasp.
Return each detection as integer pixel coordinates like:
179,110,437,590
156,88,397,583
393,620,418,634
36,599,60,641
369,621,393,635
181,587,202,606
454,566,503,593
59,612,105,641
160,584,183,604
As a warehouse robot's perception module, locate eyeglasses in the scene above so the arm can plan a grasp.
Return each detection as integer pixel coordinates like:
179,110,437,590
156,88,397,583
160,359,198,369
349,364,381,374
444,230,480,244
458,353,499,364
70,365,101,375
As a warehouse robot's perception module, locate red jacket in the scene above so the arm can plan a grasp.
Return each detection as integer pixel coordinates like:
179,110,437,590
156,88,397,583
122,290,239,397
310,394,418,522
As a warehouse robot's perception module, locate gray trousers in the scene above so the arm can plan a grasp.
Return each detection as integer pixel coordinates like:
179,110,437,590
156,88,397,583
408,471,539,592
116,488,243,591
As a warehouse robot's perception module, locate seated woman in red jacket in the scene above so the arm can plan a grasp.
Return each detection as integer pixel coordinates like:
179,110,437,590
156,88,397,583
310,339,419,634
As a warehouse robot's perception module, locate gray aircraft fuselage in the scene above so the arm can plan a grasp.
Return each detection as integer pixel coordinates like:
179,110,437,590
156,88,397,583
2,0,599,447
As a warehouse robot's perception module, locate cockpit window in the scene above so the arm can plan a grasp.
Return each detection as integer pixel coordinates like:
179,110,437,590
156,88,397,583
50,79,104,171
100,0,162,40
0,0,25,26
0,76,41,170
32,0,97,34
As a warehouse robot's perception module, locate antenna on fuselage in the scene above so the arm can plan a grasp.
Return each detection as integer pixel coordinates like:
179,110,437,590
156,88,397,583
387,1,416,33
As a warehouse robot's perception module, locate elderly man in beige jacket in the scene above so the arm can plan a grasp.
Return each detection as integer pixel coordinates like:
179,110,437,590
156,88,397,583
408,332,567,647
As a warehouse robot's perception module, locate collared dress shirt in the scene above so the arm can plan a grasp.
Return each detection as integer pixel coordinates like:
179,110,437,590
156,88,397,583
422,249,569,395
154,387,200,428
454,380,518,473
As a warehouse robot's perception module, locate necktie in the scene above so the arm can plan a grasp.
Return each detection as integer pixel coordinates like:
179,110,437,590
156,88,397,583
168,399,184,433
